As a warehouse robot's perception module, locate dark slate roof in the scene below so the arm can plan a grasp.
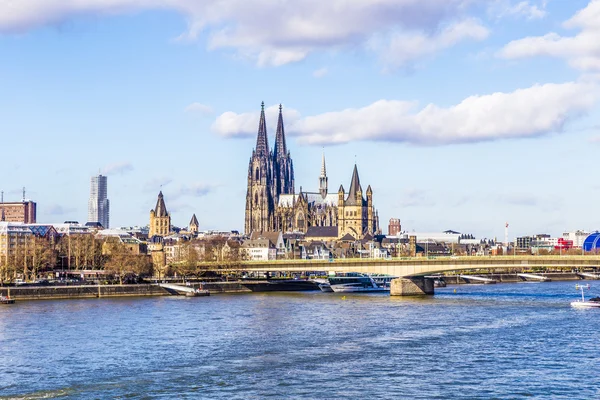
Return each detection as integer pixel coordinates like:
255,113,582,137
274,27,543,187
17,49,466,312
154,191,169,217
361,233,374,244
189,213,199,226
340,233,356,241
85,222,103,228
346,164,364,205
305,226,338,238
250,231,281,246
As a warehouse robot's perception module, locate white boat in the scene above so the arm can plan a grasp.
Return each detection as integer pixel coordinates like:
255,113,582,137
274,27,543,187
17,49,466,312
329,274,387,293
570,284,600,308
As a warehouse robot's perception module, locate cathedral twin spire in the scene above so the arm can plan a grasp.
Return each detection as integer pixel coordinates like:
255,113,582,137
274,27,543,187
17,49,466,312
245,102,295,234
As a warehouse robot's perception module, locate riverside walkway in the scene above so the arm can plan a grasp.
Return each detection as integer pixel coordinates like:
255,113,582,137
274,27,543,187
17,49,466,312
204,255,600,278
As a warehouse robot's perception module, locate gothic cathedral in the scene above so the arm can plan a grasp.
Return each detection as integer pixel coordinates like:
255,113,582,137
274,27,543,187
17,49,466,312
244,102,380,239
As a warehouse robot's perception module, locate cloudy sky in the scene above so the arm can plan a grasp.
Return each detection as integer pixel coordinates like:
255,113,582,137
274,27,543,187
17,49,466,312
1,0,600,239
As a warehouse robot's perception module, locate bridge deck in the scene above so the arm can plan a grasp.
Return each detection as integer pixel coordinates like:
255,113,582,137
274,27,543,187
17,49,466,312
198,256,600,278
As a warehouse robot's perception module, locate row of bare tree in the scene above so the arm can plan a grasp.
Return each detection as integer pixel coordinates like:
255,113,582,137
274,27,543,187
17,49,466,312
0,235,151,283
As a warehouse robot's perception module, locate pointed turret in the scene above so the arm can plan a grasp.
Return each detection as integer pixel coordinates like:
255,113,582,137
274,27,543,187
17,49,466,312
274,104,287,160
154,191,168,217
255,101,269,157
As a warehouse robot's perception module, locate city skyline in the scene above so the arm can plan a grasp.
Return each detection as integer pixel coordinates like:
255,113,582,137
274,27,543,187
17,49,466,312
2,1,600,239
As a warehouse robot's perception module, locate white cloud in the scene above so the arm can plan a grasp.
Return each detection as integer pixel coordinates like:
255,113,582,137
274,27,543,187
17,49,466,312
498,0,600,71
374,18,489,69
212,104,301,138
102,161,133,175
489,0,547,20
184,102,213,115
0,0,484,67
312,67,328,78
237,82,596,145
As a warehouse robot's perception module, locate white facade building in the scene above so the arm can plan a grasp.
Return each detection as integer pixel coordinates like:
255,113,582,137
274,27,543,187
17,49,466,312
88,174,109,229
562,230,589,248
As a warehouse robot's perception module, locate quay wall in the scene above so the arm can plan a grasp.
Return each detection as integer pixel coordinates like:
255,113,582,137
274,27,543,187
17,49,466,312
0,284,168,300
0,282,254,301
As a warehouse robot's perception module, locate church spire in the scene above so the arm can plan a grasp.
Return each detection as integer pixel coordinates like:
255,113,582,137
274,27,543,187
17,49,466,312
346,164,363,205
274,104,287,159
154,191,168,217
319,151,328,198
255,101,269,157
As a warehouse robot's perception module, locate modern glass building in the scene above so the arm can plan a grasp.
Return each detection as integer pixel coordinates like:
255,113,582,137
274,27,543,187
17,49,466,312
87,174,109,229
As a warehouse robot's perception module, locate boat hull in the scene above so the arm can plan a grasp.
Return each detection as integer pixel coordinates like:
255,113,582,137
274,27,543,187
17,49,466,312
571,301,600,308
330,285,388,293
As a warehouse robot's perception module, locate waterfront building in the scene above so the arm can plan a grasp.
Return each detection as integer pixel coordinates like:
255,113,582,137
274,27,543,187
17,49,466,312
53,223,91,236
244,102,379,239
87,175,109,229
0,222,59,270
149,191,171,238
242,231,284,260
97,229,147,255
0,200,37,223
562,230,589,248
388,218,401,236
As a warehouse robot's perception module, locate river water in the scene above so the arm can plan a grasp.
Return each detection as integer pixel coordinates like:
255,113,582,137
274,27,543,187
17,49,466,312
1,281,599,399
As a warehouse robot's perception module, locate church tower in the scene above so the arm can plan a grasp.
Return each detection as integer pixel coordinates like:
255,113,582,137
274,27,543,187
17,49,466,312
319,152,328,198
245,102,276,234
273,104,295,198
149,191,171,238
189,214,199,235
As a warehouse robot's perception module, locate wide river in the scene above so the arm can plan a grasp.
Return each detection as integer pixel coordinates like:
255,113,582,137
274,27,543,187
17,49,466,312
1,281,599,399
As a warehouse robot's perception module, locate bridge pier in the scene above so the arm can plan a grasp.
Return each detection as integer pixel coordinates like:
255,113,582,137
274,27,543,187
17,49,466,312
390,277,434,296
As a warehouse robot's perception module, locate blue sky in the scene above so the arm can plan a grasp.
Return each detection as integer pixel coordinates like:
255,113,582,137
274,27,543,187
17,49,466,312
1,0,599,240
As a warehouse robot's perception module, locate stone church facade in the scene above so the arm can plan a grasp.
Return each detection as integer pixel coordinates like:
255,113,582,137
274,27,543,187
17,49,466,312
244,102,380,239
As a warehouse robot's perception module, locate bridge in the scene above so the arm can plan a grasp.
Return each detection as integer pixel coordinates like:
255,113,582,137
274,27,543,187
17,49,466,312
210,255,600,277
202,256,600,296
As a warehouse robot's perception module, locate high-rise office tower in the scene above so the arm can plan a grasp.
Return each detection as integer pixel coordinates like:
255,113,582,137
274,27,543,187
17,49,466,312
88,174,109,229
